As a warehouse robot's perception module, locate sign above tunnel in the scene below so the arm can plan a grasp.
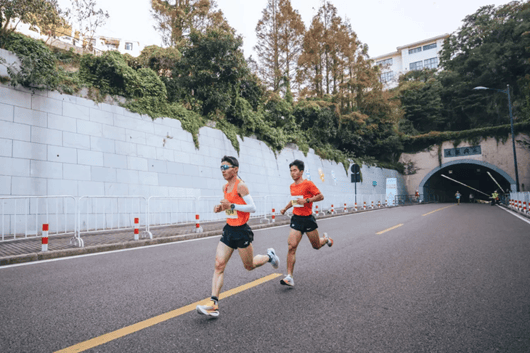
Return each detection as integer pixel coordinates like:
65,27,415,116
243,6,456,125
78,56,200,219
444,146,482,158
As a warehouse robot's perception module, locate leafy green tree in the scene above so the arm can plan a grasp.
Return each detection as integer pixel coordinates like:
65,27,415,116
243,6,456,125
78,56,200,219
171,29,255,117
0,0,64,48
439,1,530,129
395,69,444,133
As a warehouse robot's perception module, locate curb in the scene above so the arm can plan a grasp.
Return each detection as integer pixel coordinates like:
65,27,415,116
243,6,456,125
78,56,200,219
0,206,395,266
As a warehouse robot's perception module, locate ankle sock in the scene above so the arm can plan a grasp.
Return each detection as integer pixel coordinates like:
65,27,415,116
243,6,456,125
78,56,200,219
211,296,219,304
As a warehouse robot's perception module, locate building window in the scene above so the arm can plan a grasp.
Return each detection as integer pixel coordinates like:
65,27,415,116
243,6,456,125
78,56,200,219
380,71,394,83
125,42,133,51
410,61,423,71
424,57,439,69
377,58,393,67
409,47,422,54
423,43,437,51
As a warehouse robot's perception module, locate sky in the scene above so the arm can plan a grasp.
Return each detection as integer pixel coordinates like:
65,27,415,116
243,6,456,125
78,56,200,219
56,0,516,59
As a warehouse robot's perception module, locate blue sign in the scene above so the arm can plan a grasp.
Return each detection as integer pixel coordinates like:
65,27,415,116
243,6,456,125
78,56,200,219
372,181,377,186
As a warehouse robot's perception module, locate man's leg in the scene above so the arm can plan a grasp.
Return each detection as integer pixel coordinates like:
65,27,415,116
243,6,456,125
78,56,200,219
306,229,328,250
238,243,270,271
286,229,303,276
212,241,234,298
197,241,234,317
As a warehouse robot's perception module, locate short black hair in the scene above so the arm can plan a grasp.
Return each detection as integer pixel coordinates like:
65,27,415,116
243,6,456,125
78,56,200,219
221,155,239,167
289,159,304,171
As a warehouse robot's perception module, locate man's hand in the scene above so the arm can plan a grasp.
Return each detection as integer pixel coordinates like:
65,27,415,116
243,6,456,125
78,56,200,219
220,198,231,210
280,208,286,215
296,198,306,205
214,204,223,213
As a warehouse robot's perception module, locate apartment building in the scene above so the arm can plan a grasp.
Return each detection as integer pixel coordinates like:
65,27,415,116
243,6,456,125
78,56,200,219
10,21,144,57
373,34,450,89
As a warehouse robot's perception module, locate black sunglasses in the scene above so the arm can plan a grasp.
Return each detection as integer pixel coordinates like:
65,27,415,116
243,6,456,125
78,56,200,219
220,165,235,171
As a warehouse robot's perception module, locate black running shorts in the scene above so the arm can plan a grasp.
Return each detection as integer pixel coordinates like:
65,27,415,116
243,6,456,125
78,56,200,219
220,223,254,249
290,214,318,234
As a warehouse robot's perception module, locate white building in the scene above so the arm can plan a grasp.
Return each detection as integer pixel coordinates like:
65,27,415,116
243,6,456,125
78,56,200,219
9,21,144,57
373,34,450,89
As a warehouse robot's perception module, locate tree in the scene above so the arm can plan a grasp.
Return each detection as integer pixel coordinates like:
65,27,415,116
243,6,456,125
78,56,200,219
254,0,305,94
395,69,444,133
150,0,232,48
171,29,255,117
0,0,64,48
66,0,109,52
297,1,350,98
439,1,530,130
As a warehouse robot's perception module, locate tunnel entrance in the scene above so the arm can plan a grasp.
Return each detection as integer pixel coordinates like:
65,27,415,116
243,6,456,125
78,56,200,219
420,160,515,203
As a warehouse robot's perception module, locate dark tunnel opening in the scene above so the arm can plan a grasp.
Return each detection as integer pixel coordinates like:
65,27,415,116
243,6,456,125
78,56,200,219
422,164,511,203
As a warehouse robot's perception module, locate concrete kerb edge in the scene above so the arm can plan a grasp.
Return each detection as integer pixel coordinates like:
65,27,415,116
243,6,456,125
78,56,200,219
0,206,395,266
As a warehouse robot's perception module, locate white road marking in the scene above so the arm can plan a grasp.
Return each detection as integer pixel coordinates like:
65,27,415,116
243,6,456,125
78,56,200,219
497,206,530,225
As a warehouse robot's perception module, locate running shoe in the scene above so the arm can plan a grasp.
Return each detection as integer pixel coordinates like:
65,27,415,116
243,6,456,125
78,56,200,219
267,248,280,269
323,232,333,247
280,275,294,287
196,300,219,317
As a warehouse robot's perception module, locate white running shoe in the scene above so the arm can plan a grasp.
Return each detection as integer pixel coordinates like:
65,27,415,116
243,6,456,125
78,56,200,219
196,300,219,317
323,232,333,247
267,248,280,269
280,275,294,287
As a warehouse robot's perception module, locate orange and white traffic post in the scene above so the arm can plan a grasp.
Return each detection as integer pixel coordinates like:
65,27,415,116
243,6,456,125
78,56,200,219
134,218,140,240
344,203,348,213
195,214,203,233
41,224,49,252
271,208,276,223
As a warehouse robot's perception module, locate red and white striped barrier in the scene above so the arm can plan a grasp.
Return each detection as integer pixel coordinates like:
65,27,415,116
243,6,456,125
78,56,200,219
134,218,139,240
377,201,381,208
195,214,203,233
354,202,357,211
315,205,320,216
371,201,374,209
523,201,527,214
363,201,366,210
344,203,348,213
330,204,335,215
41,223,49,252
271,208,276,223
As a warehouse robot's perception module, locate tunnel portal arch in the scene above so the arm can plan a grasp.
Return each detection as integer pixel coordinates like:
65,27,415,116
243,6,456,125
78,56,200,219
419,159,517,200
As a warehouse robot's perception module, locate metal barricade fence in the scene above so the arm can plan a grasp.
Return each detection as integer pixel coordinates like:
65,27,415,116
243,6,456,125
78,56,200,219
77,196,148,242
0,195,77,243
146,196,197,233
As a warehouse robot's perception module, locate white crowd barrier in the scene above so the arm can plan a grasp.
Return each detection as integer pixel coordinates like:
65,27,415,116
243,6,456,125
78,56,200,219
0,192,398,247
509,192,530,215
0,196,78,244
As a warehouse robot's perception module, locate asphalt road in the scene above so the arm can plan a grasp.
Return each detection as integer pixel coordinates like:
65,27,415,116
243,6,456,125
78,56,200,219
1,203,529,353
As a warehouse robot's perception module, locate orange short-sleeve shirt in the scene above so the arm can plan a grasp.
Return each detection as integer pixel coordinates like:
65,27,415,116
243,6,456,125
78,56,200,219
290,179,321,216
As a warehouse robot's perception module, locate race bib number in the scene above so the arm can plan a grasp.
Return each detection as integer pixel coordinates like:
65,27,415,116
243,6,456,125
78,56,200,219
291,195,304,208
225,209,238,219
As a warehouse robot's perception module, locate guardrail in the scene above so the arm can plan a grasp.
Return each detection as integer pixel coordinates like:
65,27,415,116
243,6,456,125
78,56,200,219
0,195,78,245
0,192,408,247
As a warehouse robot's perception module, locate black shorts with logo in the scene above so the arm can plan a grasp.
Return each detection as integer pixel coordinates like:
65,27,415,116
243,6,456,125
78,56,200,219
290,214,318,234
220,223,254,249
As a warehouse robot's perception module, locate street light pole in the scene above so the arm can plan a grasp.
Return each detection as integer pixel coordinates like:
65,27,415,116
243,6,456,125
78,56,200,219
473,84,520,192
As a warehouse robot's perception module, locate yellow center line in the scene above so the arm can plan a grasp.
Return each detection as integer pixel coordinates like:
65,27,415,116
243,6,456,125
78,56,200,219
422,204,456,216
55,273,282,353
376,223,403,234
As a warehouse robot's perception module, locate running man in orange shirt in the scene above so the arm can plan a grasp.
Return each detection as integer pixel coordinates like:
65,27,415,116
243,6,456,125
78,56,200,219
196,156,280,318
279,159,333,287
